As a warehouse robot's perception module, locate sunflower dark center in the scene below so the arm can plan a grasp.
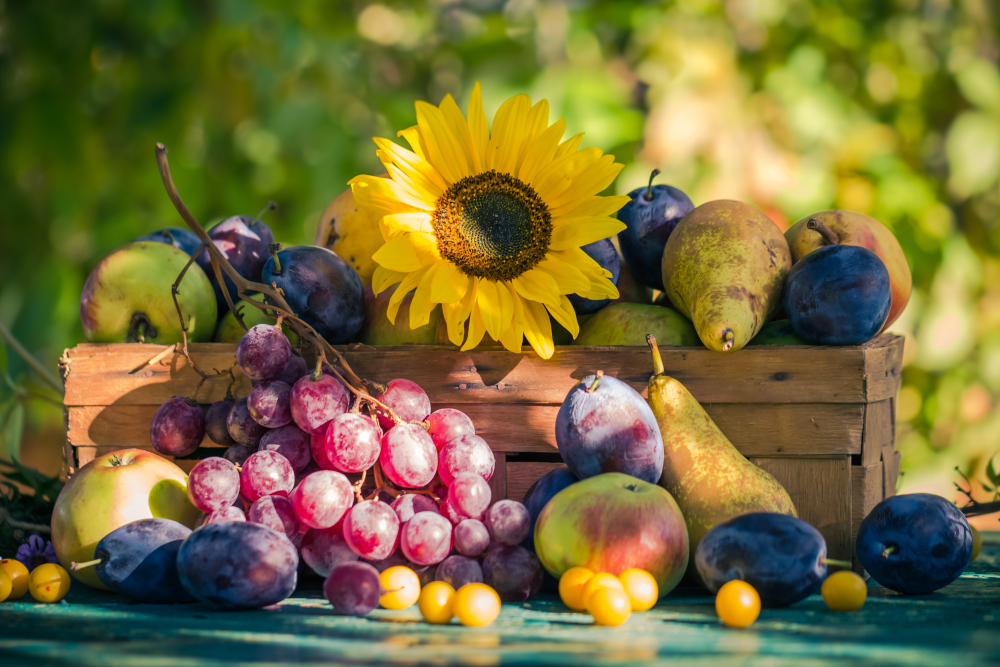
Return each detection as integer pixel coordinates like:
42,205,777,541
433,170,551,282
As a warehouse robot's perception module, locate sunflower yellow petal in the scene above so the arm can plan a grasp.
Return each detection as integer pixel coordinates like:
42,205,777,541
475,280,512,341
557,195,631,220
485,94,531,174
416,100,470,185
515,99,549,173
549,217,626,251
548,156,624,216
398,125,429,161
512,270,561,307
372,265,406,296
408,263,439,329
442,276,477,347
386,265,431,325
536,256,592,295
349,175,434,214
380,212,434,239
372,234,424,273
498,285,525,353
439,93,481,175
430,260,468,304
519,117,566,186
410,230,441,265
461,302,488,351
467,82,489,173
576,275,620,300
522,299,555,359
546,295,580,339
532,147,605,203
555,133,583,159
375,137,448,195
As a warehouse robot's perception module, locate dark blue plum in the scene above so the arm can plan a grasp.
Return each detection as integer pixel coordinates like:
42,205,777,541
520,465,578,552
196,215,275,317
856,493,972,595
324,561,381,616
94,518,194,603
134,227,204,257
783,244,891,345
176,521,298,610
616,174,694,290
695,512,827,607
568,239,621,315
262,245,364,344
554,373,663,484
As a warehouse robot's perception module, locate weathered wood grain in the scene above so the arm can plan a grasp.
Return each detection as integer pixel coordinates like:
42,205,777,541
863,338,905,402
506,462,566,503
63,337,903,406
751,457,853,563
68,402,864,457
884,449,902,498
488,452,507,505
862,399,894,466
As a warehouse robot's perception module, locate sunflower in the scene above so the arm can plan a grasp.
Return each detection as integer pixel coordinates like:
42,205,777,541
349,83,628,359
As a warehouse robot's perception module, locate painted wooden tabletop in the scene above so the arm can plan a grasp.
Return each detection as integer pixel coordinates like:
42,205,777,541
2,534,999,667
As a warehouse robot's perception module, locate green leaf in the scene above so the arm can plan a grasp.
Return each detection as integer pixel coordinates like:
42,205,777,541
0,397,24,463
986,455,1000,487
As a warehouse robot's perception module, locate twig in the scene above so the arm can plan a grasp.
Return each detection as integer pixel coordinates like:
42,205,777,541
0,507,51,533
954,467,1000,517
352,469,367,503
128,345,177,374
0,319,64,396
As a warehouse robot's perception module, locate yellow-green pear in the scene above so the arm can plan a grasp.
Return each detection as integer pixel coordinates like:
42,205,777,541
662,200,791,352
645,335,796,574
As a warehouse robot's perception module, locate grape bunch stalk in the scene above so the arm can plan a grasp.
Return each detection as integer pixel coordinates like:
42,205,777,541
147,143,545,613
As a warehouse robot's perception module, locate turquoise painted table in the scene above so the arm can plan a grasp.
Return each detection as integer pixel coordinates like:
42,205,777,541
2,535,999,667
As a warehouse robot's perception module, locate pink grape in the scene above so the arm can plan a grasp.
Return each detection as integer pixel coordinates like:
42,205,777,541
247,380,292,428
227,397,267,447
150,396,204,457
426,408,475,449
259,424,312,472
342,500,400,560
196,505,246,528
187,457,240,512
390,494,440,525
276,354,308,386
482,545,544,602
224,445,255,466
448,472,491,518
236,324,291,381
400,511,452,566
374,378,431,430
311,430,335,470
290,373,349,434
290,470,354,529
325,561,381,616
453,519,490,557
437,434,495,485
436,554,484,589
248,495,301,540
439,496,479,525
300,523,358,577
363,549,408,573
485,499,531,546
240,450,295,502
205,399,237,446
323,413,380,474
379,423,437,488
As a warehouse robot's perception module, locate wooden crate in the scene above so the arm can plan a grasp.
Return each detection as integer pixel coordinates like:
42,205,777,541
60,335,903,571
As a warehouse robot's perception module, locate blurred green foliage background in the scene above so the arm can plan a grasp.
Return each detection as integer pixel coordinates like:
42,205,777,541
1,0,999,517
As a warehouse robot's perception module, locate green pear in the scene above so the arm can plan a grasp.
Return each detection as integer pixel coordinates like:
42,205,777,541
574,303,701,347
662,200,791,353
645,335,796,574
80,242,217,344
358,283,440,345
747,319,808,345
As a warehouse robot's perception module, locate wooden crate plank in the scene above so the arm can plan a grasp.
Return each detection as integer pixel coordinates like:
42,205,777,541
62,338,904,407
488,452,506,504
750,457,852,563
506,462,565,503
69,402,864,458
863,337,905,402
884,450,902,498
861,399,894,466
851,462,883,540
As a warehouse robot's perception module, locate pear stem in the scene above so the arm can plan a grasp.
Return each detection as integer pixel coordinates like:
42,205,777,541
268,243,284,275
644,169,660,202
807,218,840,246
822,558,853,568
646,334,665,375
71,558,102,571
721,328,735,352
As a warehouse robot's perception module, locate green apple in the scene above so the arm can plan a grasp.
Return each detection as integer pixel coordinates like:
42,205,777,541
80,241,217,344
51,449,190,589
534,472,689,597
574,303,700,347
148,478,201,529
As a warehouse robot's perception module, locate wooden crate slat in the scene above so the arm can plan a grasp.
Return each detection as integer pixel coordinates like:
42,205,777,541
64,337,903,407
861,399,894,466
68,402,863,457
488,452,507,504
884,450,902,498
506,462,565,503
863,338,905,402
751,457,852,563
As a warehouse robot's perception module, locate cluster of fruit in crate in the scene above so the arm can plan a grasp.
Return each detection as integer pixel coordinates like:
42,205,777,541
80,169,911,354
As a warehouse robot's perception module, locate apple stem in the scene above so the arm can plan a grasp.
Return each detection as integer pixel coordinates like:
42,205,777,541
644,168,660,202
160,229,177,245
268,243,284,275
721,328,735,352
647,334,665,375
822,558,853,568
70,558,102,571
256,200,277,223
806,218,840,246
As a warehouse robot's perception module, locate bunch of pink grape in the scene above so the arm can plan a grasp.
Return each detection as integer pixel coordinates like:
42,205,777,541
149,322,545,610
